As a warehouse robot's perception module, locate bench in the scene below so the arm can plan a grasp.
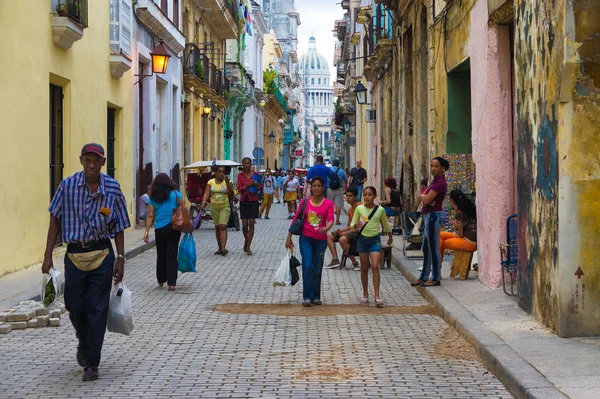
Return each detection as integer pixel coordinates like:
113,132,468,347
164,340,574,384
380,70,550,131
341,246,393,269
450,250,473,280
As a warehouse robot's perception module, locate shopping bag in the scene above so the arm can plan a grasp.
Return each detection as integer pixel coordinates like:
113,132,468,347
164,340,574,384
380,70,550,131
172,206,194,233
273,250,292,287
289,249,301,286
41,267,64,307
107,282,134,336
193,209,202,230
177,233,197,273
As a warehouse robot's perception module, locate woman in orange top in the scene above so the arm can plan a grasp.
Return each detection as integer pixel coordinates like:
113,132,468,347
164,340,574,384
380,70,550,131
440,190,477,264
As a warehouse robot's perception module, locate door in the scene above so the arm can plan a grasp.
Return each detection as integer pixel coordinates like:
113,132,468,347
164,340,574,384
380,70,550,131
49,84,64,245
107,108,116,178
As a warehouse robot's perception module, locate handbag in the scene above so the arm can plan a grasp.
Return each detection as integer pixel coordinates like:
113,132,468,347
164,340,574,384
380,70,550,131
289,248,301,286
227,201,236,228
288,198,309,235
348,206,380,254
172,206,193,233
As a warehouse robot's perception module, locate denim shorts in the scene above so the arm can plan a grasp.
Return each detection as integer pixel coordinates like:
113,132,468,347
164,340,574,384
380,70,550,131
356,235,382,253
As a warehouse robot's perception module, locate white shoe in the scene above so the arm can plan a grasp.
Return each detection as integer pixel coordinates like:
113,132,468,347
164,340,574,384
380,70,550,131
418,267,423,271
353,266,361,271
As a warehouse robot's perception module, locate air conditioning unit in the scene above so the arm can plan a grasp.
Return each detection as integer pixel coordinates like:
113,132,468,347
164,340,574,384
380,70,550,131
366,109,376,123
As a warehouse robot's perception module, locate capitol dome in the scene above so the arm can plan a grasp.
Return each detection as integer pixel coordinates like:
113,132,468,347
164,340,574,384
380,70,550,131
298,37,330,77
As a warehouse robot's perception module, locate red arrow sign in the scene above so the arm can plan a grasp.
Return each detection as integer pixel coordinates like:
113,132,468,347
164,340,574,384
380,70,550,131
575,267,584,279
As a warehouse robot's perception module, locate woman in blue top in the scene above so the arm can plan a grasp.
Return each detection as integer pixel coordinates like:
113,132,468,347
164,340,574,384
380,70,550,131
144,173,185,291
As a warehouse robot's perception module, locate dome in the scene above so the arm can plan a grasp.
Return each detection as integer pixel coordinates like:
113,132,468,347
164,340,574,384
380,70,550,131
298,37,330,76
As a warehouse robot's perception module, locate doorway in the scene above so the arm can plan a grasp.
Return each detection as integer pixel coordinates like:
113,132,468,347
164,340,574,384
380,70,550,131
49,84,64,199
446,60,472,153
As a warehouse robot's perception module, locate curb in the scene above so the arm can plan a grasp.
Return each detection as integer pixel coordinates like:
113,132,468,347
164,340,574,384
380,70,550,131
391,251,568,399
124,239,156,260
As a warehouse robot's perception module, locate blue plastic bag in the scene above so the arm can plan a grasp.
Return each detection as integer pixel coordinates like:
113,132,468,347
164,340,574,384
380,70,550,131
177,233,197,273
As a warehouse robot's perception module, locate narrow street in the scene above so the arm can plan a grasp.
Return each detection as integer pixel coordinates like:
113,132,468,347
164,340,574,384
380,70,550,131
1,204,511,398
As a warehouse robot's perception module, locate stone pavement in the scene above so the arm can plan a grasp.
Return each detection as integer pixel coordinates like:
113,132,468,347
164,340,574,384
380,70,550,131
392,243,599,399
0,203,513,398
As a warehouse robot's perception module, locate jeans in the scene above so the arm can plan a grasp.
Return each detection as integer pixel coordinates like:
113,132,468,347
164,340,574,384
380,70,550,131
384,207,401,217
299,235,327,301
155,223,182,286
419,211,443,282
64,248,115,368
356,185,364,202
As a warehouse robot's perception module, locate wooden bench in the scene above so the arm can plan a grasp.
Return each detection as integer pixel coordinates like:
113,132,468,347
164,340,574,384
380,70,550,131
450,250,474,280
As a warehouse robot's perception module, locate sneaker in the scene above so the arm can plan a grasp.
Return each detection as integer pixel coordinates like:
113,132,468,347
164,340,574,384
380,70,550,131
418,267,423,271
353,265,361,271
325,259,340,269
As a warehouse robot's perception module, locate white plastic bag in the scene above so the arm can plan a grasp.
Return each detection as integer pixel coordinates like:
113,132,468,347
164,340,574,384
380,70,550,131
41,267,64,307
273,250,292,287
107,282,134,336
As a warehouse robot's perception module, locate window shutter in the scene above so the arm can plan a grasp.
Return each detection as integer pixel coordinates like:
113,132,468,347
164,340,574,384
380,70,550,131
120,0,132,56
109,0,120,53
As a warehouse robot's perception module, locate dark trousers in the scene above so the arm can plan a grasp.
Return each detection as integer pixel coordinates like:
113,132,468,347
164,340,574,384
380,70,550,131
155,223,181,286
64,249,115,368
299,235,327,301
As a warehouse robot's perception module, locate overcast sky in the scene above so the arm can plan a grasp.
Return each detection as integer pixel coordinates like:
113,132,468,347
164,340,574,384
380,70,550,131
295,0,342,81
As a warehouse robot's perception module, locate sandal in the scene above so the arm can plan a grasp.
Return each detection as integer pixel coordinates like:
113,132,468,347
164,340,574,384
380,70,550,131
221,249,229,256
302,300,312,307
214,250,223,255
411,279,425,287
375,299,385,308
168,286,176,291
360,297,369,305
158,283,164,288
246,250,253,256
422,281,441,287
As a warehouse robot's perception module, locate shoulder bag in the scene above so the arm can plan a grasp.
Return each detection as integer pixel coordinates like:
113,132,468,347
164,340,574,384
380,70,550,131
348,206,380,255
288,198,309,235
172,192,194,233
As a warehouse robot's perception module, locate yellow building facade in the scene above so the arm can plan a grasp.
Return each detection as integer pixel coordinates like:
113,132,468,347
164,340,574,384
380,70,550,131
182,0,237,164
0,1,134,276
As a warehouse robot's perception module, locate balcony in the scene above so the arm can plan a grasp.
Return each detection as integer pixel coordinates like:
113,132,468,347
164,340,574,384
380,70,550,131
136,0,185,53
51,0,87,49
184,44,228,107
195,0,238,39
364,37,393,82
341,0,350,10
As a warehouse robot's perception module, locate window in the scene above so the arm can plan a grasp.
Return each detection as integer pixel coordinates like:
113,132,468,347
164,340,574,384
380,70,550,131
109,0,132,55
318,78,321,84
311,78,314,84
107,108,116,178
50,84,64,199
161,0,168,14
172,0,179,28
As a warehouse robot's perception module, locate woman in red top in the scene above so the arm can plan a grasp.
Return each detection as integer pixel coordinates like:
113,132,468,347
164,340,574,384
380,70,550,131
237,157,260,255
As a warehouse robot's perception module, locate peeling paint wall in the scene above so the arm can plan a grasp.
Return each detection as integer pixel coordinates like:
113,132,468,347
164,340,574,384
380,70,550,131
514,0,562,330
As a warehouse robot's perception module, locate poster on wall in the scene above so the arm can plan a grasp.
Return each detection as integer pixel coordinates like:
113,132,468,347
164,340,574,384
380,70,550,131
441,153,476,231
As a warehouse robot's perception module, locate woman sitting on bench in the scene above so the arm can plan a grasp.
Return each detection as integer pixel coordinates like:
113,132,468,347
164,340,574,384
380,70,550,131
440,190,477,264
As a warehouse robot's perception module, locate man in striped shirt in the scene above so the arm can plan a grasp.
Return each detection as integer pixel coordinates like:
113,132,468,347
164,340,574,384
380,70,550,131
41,143,131,382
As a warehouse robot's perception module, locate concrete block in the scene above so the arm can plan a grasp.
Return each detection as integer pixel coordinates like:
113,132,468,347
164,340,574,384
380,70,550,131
27,319,38,328
7,311,34,322
37,315,50,327
9,321,27,330
51,311,61,319
49,318,61,327
0,323,12,334
0,313,9,322
35,308,50,316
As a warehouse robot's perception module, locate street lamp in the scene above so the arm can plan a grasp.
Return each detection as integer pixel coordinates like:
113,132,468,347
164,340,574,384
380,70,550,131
202,103,212,119
150,41,171,74
269,132,275,142
209,105,218,121
260,99,266,107
353,80,367,105
342,116,351,132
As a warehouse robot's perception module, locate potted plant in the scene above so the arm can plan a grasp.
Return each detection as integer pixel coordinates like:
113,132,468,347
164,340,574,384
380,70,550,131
195,61,205,80
55,2,69,16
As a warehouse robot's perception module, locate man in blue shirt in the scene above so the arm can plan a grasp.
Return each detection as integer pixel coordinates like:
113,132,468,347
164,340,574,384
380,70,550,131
274,170,285,203
306,155,332,196
42,143,131,382
327,159,348,225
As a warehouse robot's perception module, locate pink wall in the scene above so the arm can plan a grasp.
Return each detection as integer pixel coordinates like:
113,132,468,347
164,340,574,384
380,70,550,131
469,0,514,288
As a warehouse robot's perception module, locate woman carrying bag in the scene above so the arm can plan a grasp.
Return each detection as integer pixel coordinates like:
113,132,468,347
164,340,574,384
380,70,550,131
237,157,260,255
144,173,185,291
201,166,234,256
285,177,334,307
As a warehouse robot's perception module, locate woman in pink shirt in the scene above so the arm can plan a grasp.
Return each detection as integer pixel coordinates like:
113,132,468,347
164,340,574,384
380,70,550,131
286,177,334,307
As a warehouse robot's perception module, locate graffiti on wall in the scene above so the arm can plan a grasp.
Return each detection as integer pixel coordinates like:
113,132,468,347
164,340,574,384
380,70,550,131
515,0,562,327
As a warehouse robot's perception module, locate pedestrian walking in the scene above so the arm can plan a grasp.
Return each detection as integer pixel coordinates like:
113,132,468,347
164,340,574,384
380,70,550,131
201,166,234,256
42,143,130,382
274,170,284,203
144,173,184,291
326,159,347,225
306,155,332,197
238,157,260,255
326,187,360,270
285,177,335,307
348,159,368,201
259,168,275,219
411,157,449,287
350,186,393,307
380,177,402,217
283,169,300,219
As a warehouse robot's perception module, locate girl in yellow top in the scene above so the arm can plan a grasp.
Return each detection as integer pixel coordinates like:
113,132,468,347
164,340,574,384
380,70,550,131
201,166,234,256
351,186,393,308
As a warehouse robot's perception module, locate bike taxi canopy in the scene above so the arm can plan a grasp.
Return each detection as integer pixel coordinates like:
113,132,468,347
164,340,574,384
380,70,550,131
183,160,241,169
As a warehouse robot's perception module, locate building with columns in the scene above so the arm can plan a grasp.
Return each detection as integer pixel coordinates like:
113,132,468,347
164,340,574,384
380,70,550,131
298,37,334,164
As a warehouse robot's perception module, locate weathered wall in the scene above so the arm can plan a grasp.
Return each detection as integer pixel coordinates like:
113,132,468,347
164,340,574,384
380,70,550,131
556,0,600,337
515,0,562,329
469,0,514,288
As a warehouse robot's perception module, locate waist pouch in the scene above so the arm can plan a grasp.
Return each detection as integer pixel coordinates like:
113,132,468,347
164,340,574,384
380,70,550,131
67,249,109,272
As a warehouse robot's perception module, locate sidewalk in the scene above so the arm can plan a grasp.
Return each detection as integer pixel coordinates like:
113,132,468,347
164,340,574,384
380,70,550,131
391,242,600,399
0,228,155,309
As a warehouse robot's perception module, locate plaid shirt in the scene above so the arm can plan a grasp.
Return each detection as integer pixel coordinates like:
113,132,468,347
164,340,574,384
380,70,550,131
48,171,131,243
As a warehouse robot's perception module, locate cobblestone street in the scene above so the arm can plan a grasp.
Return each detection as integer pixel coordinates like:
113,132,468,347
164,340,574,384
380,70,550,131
0,204,513,398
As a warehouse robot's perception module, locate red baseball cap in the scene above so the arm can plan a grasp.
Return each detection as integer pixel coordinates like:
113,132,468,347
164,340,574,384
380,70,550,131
81,143,105,158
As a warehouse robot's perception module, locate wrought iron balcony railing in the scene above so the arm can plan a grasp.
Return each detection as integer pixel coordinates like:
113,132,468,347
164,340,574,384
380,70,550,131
183,43,209,84
56,0,88,27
